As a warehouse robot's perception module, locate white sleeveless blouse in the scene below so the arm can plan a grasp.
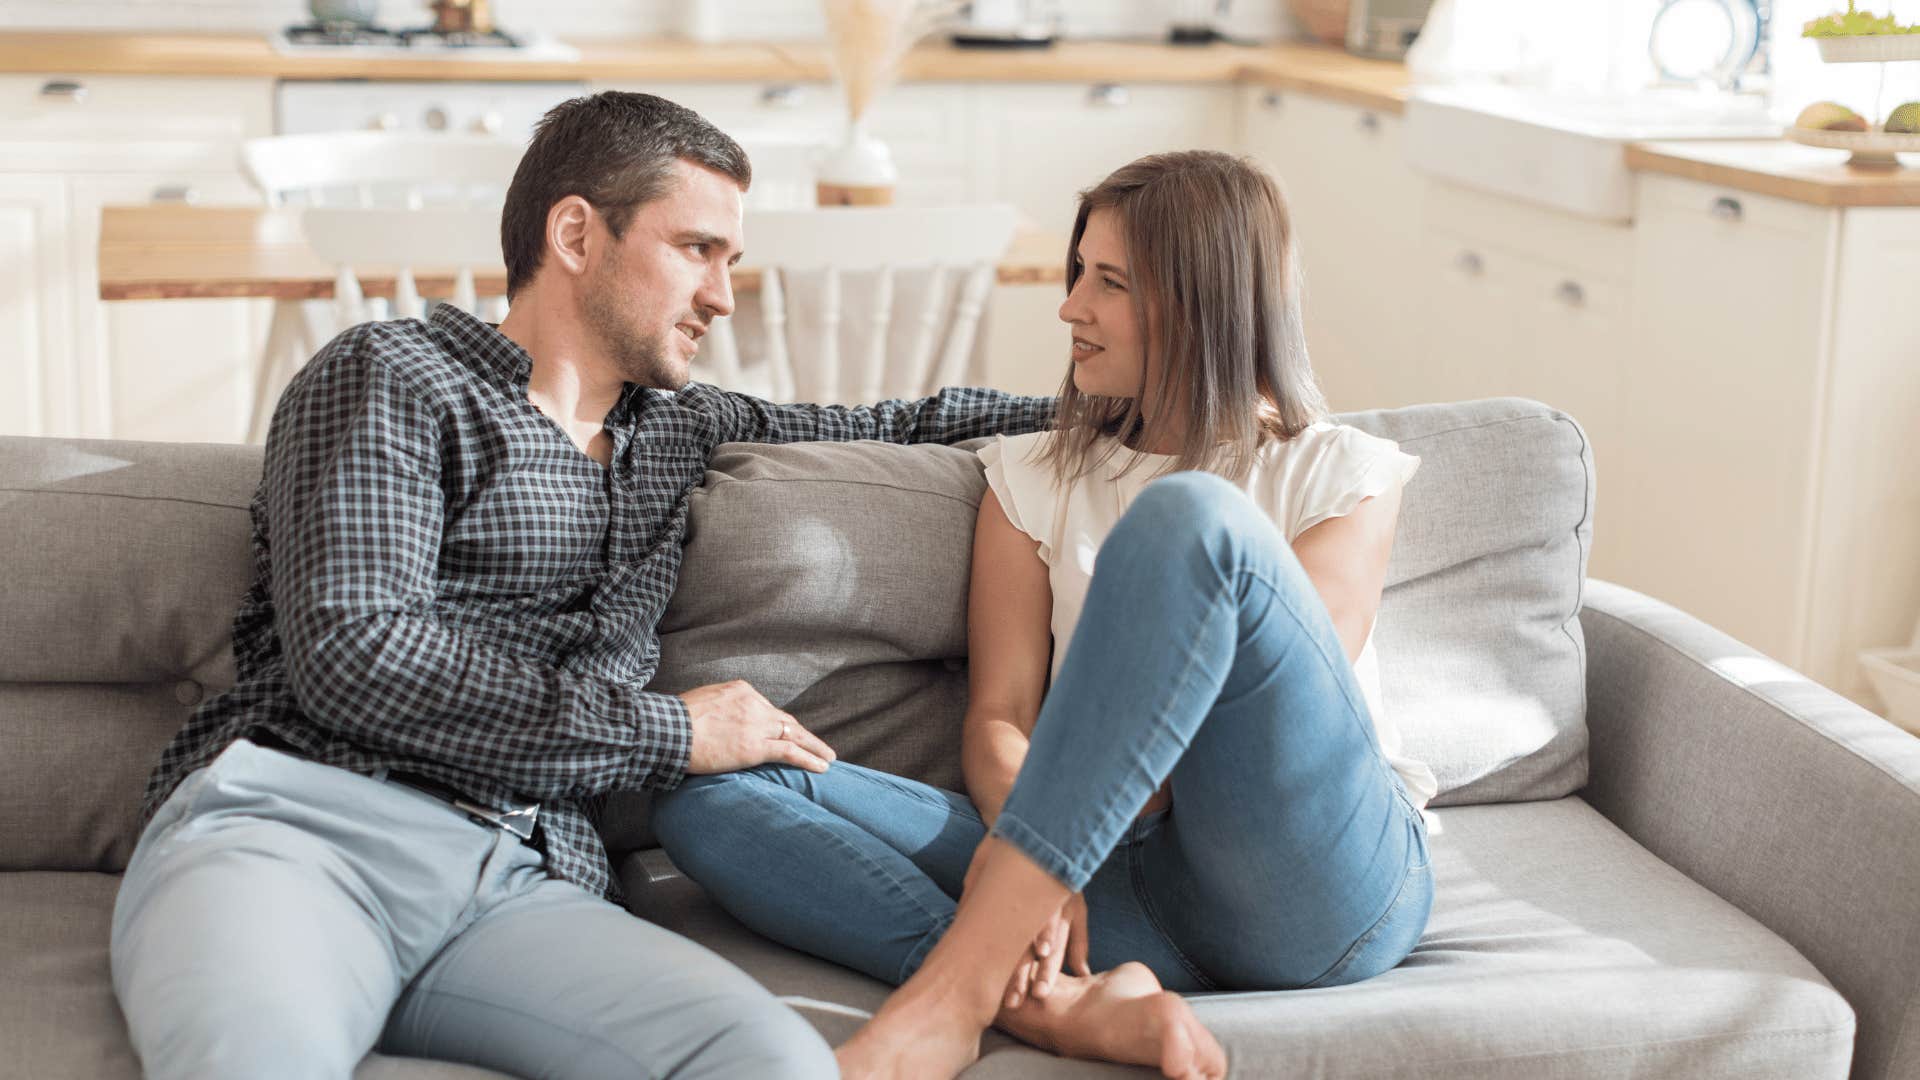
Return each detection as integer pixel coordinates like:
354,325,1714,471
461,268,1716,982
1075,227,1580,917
977,422,1438,809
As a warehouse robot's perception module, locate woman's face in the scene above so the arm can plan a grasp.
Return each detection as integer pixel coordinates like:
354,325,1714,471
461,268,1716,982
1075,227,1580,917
1059,208,1154,400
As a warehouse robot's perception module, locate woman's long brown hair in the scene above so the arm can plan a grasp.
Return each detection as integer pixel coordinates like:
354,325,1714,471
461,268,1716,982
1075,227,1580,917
1038,150,1329,486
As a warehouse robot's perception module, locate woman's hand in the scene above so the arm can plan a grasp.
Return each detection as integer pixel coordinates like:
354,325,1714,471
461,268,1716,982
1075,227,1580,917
1016,892,1090,1005
964,842,1091,1009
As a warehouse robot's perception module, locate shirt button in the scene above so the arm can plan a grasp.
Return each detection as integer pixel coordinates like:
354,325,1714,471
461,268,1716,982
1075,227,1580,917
173,680,204,707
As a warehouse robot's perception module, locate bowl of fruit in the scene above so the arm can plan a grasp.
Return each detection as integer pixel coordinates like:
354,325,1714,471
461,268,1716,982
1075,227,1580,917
1802,2,1920,61
1787,100,1920,166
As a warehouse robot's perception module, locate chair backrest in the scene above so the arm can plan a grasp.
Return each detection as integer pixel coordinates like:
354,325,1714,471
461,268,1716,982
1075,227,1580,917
702,204,1021,405
241,131,526,209
302,203,508,325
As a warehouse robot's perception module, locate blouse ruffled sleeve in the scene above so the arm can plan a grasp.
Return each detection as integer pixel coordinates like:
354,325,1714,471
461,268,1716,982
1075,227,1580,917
1288,426,1421,540
977,432,1059,562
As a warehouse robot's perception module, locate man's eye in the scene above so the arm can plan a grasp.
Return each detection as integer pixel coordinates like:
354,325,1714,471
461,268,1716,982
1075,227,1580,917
689,243,709,256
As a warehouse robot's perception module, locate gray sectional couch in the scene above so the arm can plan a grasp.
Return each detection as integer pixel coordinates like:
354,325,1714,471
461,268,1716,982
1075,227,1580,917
4,397,1916,1079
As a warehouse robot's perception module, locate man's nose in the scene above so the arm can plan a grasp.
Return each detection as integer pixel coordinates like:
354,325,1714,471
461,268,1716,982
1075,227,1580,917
699,265,736,320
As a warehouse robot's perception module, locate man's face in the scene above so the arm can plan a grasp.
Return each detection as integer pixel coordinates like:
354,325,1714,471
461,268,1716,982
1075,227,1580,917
582,159,744,390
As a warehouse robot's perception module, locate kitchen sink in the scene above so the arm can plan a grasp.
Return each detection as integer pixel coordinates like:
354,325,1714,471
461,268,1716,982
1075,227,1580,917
1404,83,1781,222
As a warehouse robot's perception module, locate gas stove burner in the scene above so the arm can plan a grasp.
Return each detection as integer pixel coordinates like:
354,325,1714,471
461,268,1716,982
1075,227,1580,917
279,23,523,49
396,27,523,49
284,22,406,46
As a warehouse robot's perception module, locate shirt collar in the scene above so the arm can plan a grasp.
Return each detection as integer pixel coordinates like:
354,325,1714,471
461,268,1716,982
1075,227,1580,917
429,304,651,426
430,304,534,388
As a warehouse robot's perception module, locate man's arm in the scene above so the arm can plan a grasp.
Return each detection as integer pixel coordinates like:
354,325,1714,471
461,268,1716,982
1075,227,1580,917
268,330,692,801
701,384,1055,446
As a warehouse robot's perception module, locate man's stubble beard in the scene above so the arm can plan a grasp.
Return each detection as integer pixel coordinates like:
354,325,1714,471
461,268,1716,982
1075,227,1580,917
583,248,689,391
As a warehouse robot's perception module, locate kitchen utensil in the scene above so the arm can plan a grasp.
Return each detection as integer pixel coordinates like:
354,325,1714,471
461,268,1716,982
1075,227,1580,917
310,0,379,32
1286,0,1350,45
1347,0,1434,59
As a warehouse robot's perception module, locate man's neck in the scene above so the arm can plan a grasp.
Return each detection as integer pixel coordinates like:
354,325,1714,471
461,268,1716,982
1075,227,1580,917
497,291,626,463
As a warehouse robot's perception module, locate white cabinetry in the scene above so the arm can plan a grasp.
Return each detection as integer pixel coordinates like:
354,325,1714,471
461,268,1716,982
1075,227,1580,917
977,82,1239,227
0,74,272,440
1626,173,1920,706
1238,85,1420,416
0,175,71,437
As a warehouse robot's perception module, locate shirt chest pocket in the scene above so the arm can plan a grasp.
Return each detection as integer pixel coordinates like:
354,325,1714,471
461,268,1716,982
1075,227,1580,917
441,468,606,591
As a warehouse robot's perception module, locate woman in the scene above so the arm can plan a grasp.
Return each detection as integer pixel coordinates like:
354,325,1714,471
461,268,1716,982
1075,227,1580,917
652,150,1436,1080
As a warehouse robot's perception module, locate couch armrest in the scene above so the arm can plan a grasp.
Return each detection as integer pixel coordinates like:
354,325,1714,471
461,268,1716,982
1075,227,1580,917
1579,578,1920,1080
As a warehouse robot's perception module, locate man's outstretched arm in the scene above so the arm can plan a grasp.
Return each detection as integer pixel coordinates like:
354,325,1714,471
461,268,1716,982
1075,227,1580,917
701,384,1056,446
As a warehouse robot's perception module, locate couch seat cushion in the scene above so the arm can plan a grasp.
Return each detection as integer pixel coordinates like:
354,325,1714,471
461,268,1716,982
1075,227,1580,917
0,871,510,1079
621,798,1854,1079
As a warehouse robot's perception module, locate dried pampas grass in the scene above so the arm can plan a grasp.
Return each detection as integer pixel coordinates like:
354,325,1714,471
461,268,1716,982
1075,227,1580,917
821,0,962,123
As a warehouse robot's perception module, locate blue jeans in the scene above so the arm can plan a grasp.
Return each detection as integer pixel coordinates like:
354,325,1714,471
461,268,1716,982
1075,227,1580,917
111,739,837,1080
654,471,1431,993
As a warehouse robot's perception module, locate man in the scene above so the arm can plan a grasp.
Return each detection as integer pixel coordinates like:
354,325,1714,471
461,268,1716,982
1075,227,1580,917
109,91,1054,1079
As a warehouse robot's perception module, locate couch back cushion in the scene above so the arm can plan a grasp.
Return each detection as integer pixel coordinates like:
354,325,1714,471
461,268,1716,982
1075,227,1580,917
1,397,1591,869
0,437,257,871
628,397,1595,852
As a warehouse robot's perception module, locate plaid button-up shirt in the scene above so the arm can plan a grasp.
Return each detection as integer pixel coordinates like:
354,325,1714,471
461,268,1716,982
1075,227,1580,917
144,305,1055,898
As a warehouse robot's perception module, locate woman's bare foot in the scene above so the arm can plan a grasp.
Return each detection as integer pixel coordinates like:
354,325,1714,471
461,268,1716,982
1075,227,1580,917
997,962,1227,1079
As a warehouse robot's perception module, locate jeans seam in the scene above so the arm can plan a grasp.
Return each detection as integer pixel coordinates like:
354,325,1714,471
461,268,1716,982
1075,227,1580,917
1125,830,1219,992
1238,566,1380,756
707,772,959,941
1301,857,1429,990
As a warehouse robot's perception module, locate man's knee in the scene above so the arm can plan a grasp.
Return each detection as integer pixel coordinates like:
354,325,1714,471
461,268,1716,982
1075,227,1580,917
693,995,839,1080
127,1000,364,1080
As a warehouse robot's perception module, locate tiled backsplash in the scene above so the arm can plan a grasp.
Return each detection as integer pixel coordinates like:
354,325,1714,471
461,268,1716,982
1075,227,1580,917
2,0,1297,41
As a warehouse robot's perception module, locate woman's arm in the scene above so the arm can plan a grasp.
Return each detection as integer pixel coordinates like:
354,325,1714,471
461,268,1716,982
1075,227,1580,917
1288,481,1406,664
960,488,1054,826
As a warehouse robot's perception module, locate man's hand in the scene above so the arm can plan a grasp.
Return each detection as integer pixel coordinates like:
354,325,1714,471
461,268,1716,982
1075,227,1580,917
681,680,836,775
965,841,1091,1009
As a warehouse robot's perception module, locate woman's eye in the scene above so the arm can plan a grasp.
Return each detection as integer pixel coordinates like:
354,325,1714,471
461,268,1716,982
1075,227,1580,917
1102,277,1124,291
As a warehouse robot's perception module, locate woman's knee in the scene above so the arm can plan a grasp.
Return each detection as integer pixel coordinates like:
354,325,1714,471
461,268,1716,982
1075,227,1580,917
1106,471,1278,570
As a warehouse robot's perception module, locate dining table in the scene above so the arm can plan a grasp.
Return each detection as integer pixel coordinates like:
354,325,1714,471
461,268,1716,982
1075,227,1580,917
96,204,1069,301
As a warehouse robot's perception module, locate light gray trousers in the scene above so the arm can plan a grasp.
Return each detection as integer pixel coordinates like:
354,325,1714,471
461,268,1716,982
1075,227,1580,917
110,739,838,1080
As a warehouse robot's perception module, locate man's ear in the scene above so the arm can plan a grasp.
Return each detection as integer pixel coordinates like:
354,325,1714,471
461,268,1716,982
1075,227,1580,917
547,195,595,278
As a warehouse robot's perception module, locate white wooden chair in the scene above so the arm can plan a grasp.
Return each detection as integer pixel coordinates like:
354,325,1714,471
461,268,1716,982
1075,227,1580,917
239,132,525,441
704,204,1020,404
302,203,507,327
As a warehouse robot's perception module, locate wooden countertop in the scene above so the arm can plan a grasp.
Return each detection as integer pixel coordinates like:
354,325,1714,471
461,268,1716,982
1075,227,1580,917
1626,140,1920,208
97,204,1066,301
0,32,1410,112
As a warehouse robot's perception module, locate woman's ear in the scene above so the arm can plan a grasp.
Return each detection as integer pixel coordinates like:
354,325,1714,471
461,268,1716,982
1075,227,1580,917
547,195,595,278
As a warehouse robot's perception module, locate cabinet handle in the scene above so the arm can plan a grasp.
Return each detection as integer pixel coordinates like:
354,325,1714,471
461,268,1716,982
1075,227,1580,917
1556,280,1586,307
151,184,198,204
1357,111,1381,134
760,84,805,108
1261,89,1283,110
39,79,87,102
1455,250,1484,276
1088,83,1131,108
1710,196,1743,222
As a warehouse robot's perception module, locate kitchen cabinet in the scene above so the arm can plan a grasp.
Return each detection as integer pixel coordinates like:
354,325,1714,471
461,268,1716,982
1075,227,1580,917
69,173,268,443
1625,173,1920,706
975,82,1239,228
0,174,71,438
1237,85,1421,416
593,80,978,209
0,74,272,440
1411,179,1634,580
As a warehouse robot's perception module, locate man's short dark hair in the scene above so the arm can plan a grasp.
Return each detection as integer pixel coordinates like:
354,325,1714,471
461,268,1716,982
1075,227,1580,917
501,91,751,298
